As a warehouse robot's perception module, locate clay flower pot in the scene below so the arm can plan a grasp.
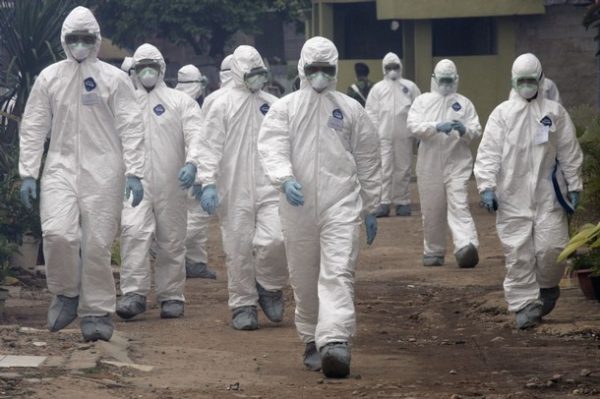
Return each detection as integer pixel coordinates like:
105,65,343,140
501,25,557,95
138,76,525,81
575,269,595,300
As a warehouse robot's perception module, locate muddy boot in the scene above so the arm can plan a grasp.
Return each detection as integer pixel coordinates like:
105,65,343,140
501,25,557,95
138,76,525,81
374,204,390,218
47,295,79,332
116,293,147,320
303,342,322,371
160,300,184,319
395,204,411,216
515,302,542,330
185,262,217,279
455,243,479,268
80,314,113,342
320,342,351,378
256,282,284,322
540,286,560,316
231,306,258,331
423,255,444,267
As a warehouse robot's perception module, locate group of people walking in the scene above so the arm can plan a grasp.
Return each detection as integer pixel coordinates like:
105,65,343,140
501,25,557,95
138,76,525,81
17,6,582,379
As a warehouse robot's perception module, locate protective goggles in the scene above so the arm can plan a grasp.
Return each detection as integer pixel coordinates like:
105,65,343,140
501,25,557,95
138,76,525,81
513,76,539,87
304,63,336,78
384,63,401,72
134,60,161,74
64,32,96,45
435,75,456,85
244,67,268,80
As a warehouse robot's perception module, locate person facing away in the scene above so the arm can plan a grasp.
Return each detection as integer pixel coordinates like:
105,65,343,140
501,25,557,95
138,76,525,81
346,62,373,107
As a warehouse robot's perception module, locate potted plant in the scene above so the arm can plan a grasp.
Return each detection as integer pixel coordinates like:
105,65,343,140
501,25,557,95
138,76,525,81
558,222,600,300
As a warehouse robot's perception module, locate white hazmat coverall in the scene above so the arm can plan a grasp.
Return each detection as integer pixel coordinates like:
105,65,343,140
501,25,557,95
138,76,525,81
366,52,420,209
188,46,288,310
119,44,202,303
474,54,582,312
257,37,381,349
19,6,145,316
407,59,481,262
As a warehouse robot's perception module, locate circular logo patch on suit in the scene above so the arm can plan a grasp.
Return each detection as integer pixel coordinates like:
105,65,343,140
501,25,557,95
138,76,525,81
84,77,96,92
260,103,270,115
153,104,165,116
540,116,553,127
452,102,462,112
402,87,409,94
332,108,343,120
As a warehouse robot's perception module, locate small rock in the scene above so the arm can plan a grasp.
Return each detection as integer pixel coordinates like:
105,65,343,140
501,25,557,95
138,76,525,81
550,374,562,383
317,379,324,384
450,395,462,399
546,380,555,387
354,374,362,380
573,388,582,394
449,370,457,375
32,342,47,347
525,382,539,389
490,336,505,343
408,338,416,342
565,378,576,384
580,369,591,377
227,382,240,391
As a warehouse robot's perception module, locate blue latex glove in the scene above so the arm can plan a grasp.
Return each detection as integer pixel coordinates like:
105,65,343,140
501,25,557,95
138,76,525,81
365,213,378,246
20,177,37,209
452,120,466,136
178,162,197,189
200,184,219,215
568,191,580,210
436,121,453,134
480,188,498,213
125,176,144,207
192,184,203,201
283,179,304,207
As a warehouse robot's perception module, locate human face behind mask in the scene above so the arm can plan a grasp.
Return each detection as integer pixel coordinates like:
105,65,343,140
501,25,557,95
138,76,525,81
244,67,268,92
65,32,96,62
135,61,161,89
435,75,456,96
514,76,539,100
305,63,336,93
384,63,401,81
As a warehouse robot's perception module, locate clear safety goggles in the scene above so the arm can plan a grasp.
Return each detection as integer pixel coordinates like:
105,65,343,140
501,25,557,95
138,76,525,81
384,63,401,72
513,75,539,87
244,67,268,81
134,60,161,74
64,31,96,45
434,75,456,85
304,62,336,78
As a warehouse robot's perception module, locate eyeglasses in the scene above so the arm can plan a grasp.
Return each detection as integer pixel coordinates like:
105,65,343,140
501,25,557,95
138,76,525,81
245,67,268,80
134,60,161,74
64,33,96,45
304,63,336,78
384,63,401,71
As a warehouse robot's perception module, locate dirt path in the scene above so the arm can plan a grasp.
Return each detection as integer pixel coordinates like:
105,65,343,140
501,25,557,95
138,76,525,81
2,182,600,398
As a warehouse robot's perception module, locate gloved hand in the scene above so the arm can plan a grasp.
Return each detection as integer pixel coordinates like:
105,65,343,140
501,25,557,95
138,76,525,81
125,176,144,207
200,184,219,215
192,184,203,201
178,162,197,189
436,121,454,134
283,179,304,207
365,213,377,246
452,120,466,136
480,188,498,213
20,177,37,209
568,191,580,210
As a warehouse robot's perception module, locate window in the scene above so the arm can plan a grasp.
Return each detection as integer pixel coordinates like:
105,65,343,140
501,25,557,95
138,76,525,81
333,2,403,59
432,17,497,57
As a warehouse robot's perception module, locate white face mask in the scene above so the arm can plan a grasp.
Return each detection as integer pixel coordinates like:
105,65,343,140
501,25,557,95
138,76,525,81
245,75,267,92
308,72,332,93
517,83,538,100
386,70,400,81
68,43,94,62
139,67,159,89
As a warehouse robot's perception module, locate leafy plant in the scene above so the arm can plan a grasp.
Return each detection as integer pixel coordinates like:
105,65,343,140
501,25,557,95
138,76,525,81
0,236,18,285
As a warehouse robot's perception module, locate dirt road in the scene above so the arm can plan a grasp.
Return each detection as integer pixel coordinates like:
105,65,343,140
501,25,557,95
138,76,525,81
2,182,600,398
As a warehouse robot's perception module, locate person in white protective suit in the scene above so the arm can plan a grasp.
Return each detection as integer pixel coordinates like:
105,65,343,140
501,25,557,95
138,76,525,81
474,53,583,329
509,73,561,103
258,36,381,379
407,59,481,268
366,52,420,217
18,6,145,342
116,44,203,320
173,64,217,280
121,56,134,76
200,55,234,113
188,45,288,331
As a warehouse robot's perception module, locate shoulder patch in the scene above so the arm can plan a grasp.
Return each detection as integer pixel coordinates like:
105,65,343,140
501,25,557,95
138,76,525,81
402,86,409,94
540,115,553,127
332,108,343,120
260,103,270,115
452,102,462,112
84,77,96,92
153,104,165,116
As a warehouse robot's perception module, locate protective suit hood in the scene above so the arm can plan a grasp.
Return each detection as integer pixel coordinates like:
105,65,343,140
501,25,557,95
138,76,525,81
231,45,267,90
298,36,338,91
61,6,102,62
220,54,234,88
430,59,459,95
175,64,205,100
511,53,544,99
121,57,134,74
382,52,402,80
132,43,166,87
